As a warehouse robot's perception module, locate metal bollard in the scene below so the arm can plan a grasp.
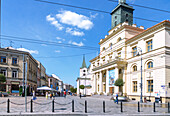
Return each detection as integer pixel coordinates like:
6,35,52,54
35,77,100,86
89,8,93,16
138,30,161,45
103,101,105,113
7,99,10,113
153,102,155,112
52,99,54,112
168,102,170,113
138,102,140,112
30,99,33,112
72,100,74,112
121,101,123,112
85,100,87,113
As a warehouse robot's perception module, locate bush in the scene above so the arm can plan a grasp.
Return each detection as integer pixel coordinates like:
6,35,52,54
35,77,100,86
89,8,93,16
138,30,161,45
100,92,104,95
79,85,85,89
114,78,124,87
0,74,6,83
19,86,23,96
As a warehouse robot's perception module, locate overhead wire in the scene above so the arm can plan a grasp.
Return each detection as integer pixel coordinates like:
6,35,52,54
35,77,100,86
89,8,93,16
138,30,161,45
36,51,96,58
0,35,99,51
34,0,159,23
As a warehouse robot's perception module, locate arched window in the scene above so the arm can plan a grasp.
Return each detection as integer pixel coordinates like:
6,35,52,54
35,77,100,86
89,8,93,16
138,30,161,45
147,62,153,69
126,14,128,17
102,47,105,51
133,65,137,72
117,37,122,42
115,16,117,19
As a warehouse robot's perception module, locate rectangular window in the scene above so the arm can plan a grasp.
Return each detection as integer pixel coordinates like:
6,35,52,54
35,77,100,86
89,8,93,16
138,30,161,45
133,81,137,92
1,69,6,76
0,56,6,63
12,70,18,78
147,40,153,52
132,47,137,57
147,80,153,92
12,58,18,65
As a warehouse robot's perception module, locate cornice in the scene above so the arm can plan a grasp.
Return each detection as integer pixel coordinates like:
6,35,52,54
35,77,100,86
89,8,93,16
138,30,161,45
99,25,144,45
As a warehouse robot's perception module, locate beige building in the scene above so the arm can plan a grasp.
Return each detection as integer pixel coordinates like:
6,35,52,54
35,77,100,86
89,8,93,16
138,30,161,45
0,47,38,95
90,0,170,103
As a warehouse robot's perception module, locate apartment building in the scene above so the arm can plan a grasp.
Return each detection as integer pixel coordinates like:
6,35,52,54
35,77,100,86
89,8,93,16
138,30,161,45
0,47,38,95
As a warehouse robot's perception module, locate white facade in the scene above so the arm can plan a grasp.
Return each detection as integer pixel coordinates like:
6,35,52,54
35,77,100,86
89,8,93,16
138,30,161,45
77,56,92,96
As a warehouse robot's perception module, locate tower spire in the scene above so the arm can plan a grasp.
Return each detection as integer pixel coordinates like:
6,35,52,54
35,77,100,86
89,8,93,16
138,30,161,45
81,54,87,69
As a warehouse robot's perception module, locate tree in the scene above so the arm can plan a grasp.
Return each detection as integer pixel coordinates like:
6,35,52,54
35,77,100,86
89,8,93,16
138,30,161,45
114,78,124,94
79,85,85,90
70,87,77,93
0,74,6,83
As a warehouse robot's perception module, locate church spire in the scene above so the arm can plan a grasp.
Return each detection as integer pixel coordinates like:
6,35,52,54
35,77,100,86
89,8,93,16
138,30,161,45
81,55,87,69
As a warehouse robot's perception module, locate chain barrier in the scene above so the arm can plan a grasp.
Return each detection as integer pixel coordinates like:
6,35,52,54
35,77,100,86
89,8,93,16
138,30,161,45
0,101,6,104
33,101,51,105
54,101,72,105
10,101,30,105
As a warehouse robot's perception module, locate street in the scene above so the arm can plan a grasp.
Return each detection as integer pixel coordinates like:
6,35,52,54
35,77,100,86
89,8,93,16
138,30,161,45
0,95,170,115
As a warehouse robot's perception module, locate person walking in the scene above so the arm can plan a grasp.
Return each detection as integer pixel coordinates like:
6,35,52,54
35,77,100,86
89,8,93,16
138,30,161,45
46,92,48,100
64,91,66,98
80,92,81,99
116,93,118,104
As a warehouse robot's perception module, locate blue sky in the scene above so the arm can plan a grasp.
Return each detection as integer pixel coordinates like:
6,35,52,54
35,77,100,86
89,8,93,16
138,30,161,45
2,0,170,87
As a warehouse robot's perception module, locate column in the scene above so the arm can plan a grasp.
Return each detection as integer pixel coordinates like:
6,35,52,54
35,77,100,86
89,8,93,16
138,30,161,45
114,67,119,94
94,73,97,92
106,69,109,94
77,80,80,95
99,71,103,93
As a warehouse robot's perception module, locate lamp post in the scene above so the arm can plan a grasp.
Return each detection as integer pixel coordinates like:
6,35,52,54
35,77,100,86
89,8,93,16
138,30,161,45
137,47,143,103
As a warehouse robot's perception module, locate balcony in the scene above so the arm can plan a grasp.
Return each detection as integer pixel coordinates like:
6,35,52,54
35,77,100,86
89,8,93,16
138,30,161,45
92,58,127,71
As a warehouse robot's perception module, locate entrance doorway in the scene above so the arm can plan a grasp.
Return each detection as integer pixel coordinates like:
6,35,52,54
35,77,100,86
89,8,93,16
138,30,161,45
109,87,114,94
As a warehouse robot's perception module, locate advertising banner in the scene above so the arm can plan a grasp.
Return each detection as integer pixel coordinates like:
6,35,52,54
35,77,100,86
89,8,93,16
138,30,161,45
109,69,115,86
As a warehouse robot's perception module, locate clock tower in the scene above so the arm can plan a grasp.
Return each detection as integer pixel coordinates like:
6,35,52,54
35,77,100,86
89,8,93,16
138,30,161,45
111,0,134,28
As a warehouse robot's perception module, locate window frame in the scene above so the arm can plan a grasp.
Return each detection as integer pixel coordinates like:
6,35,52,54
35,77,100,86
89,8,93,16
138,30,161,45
132,47,137,57
0,56,6,63
12,57,18,65
133,65,137,72
133,81,137,92
147,61,153,69
147,80,153,93
146,40,153,52
12,70,18,78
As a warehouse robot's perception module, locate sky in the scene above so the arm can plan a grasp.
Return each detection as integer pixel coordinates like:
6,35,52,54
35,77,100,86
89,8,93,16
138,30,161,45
2,0,170,87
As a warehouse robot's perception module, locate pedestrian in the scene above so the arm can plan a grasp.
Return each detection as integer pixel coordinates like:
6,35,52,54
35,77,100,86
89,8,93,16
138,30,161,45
32,90,36,100
80,92,81,99
50,93,52,99
53,92,55,99
116,93,118,104
46,92,48,100
64,91,66,98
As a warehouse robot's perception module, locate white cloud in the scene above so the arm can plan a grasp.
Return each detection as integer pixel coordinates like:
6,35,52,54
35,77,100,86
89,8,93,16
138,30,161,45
66,27,84,36
68,40,84,47
58,41,62,43
46,15,55,21
46,15,64,30
41,44,47,46
83,38,86,41
17,48,39,54
56,37,65,41
56,10,93,30
55,50,61,53
90,13,98,19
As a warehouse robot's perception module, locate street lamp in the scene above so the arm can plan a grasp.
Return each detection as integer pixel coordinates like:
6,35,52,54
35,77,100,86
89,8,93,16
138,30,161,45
137,47,143,103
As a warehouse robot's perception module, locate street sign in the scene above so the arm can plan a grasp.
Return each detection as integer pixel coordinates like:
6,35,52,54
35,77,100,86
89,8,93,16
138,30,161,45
161,85,165,87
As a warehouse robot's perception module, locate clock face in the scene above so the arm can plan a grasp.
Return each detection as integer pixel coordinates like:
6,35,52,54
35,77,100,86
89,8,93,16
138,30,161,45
119,0,126,3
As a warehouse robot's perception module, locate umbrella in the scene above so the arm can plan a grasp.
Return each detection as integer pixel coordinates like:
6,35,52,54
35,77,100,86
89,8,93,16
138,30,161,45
37,86,56,91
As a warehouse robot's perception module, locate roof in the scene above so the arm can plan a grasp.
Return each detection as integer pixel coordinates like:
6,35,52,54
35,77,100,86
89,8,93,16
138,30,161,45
52,74,62,81
80,55,87,69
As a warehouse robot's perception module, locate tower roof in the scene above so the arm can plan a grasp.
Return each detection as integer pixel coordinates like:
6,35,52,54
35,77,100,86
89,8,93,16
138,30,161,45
80,55,87,69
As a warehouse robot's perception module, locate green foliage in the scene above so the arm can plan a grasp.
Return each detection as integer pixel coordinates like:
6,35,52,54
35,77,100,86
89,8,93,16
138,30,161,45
0,74,6,83
79,85,85,89
114,78,124,87
70,87,77,93
19,86,23,96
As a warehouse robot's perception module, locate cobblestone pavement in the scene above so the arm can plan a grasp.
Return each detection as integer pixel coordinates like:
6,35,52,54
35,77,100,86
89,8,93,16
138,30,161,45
0,95,170,115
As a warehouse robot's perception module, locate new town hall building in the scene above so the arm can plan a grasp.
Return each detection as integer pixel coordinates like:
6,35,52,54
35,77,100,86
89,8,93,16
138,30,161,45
89,0,170,103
